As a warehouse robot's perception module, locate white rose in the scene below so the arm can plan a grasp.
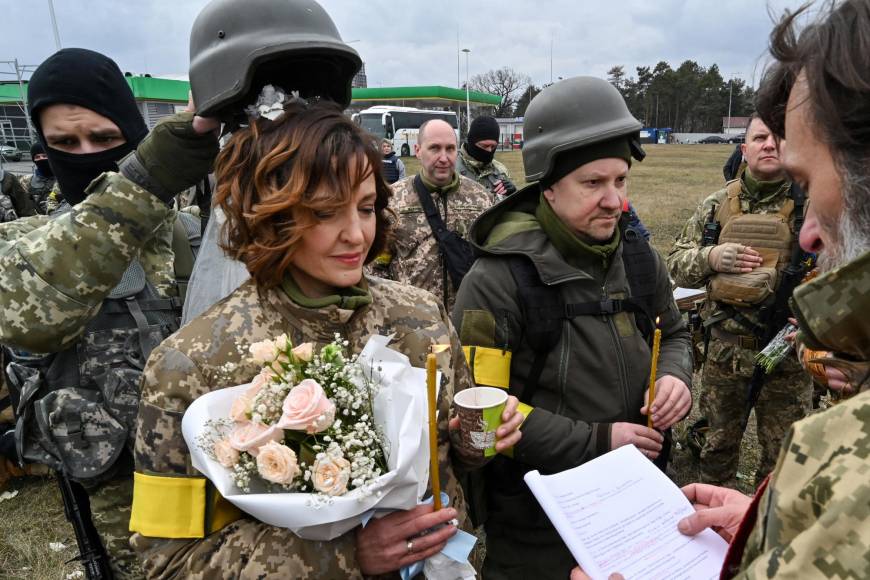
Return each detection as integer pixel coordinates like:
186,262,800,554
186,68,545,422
249,339,278,364
312,452,351,496
291,342,314,362
256,441,300,485
213,439,240,468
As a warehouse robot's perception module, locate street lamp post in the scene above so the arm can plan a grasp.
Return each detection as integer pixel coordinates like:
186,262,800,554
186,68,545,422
47,0,62,50
462,48,471,137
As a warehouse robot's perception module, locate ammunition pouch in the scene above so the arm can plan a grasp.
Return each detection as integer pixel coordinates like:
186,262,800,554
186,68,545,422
708,266,778,307
710,327,760,351
6,261,180,486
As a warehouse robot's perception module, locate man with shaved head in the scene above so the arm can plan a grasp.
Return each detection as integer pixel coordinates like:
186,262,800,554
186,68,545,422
376,118,495,310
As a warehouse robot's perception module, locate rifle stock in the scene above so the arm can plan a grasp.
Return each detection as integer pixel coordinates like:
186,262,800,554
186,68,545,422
56,471,113,580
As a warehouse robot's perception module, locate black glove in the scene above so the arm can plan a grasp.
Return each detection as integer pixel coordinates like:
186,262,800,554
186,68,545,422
120,111,218,204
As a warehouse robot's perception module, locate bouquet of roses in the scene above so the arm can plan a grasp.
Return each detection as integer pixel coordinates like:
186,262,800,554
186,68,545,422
182,334,432,540
197,334,387,497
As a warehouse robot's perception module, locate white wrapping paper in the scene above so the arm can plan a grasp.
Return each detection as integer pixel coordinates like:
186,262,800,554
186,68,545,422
182,335,439,540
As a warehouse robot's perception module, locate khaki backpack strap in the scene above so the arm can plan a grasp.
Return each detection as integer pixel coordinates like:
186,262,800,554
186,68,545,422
777,198,795,220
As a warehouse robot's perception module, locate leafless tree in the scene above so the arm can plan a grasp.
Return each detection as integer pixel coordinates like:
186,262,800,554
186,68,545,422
469,67,532,118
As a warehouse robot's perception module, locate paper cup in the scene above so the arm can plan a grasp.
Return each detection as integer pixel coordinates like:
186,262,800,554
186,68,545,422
454,387,508,457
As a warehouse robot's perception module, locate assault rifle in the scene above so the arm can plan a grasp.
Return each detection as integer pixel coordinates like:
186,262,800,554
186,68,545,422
56,471,113,579
740,184,809,431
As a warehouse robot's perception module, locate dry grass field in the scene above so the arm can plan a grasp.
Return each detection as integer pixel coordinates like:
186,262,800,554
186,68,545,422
0,143,758,579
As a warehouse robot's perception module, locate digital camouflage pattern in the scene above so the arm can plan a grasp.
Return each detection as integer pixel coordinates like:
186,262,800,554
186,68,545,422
132,276,477,579
700,343,811,487
0,191,16,223
730,389,870,578
0,169,37,220
90,475,143,579
455,146,513,201
668,177,812,487
373,173,495,312
0,172,175,352
727,249,870,578
792,249,870,361
17,172,57,214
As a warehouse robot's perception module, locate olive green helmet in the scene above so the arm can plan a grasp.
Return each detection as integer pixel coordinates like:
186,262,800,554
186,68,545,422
522,76,645,183
189,0,362,119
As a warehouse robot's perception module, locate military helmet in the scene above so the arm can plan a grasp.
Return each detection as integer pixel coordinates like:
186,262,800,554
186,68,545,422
189,0,362,119
522,76,645,183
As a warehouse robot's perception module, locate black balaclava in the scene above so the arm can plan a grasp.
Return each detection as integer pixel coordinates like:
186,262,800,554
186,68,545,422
27,48,148,205
465,115,500,164
29,142,53,178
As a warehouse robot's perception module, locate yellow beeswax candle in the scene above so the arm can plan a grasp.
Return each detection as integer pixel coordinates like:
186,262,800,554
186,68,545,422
426,352,442,510
647,319,662,429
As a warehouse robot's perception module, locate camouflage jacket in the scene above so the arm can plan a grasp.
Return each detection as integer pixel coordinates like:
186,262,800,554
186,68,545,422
455,146,512,199
18,172,58,214
730,389,870,578
666,176,796,338
132,276,476,579
0,169,37,220
0,172,175,352
374,173,495,312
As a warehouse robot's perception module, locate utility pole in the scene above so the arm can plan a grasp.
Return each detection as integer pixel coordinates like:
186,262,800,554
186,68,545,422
47,0,62,50
462,48,471,137
549,37,553,84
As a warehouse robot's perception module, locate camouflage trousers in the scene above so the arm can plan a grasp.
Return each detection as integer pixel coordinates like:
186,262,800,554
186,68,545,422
90,473,143,579
131,518,364,579
699,339,812,488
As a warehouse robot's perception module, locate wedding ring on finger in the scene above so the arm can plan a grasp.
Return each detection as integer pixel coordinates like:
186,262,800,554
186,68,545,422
406,540,414,554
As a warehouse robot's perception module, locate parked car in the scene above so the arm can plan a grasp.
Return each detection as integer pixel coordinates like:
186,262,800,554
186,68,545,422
0,144,22,161
726,133,746,144
697,135,727,144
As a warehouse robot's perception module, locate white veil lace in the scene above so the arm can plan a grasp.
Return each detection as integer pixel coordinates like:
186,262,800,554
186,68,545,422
181,206,250,325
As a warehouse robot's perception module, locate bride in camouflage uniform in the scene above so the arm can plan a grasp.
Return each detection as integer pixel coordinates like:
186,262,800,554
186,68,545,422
129,100,522,578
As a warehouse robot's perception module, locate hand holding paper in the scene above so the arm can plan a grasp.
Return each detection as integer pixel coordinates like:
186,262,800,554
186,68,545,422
678,483,752,542
525,445,728,580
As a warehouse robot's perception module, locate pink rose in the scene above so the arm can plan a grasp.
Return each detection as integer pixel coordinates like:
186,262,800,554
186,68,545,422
213,439,240,468
256,441,300,485
312,452,351,496
276,379,336,434
229,421,283,457
229,394,252,422
248,369,273,397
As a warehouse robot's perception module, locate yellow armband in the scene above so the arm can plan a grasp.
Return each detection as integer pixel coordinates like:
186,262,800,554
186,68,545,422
129,472,242,538
462,345,511,389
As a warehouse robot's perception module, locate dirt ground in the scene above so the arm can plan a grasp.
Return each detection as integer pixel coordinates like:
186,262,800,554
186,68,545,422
0,143,766,578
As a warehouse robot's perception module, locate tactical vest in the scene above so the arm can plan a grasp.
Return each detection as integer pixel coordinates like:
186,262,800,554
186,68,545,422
707,179,796,307
382,154,401,184
508,213,657,404
5,260,181,486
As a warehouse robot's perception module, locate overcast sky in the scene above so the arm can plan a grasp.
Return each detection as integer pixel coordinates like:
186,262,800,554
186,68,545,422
3,0,806,89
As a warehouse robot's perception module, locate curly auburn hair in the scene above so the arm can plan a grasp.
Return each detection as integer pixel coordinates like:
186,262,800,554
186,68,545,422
214,100,393,289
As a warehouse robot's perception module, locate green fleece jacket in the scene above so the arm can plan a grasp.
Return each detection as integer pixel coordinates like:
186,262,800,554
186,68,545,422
452,183,693,568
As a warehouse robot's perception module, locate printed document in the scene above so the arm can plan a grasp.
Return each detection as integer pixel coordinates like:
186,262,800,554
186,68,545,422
524,445,728,580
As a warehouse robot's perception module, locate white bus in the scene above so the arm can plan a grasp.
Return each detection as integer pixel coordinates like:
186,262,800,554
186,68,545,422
353,106,459,157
